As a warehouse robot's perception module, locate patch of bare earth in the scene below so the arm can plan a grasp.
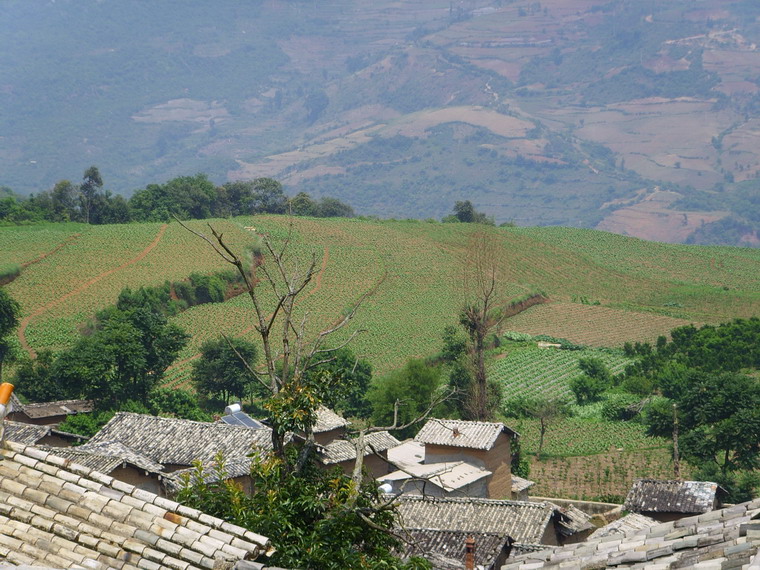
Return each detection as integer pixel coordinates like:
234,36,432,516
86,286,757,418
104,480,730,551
504,302,697,348
528,449,689,500
596,189,728,243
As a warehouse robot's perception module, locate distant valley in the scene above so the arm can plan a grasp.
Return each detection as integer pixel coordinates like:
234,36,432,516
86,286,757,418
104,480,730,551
2,0,760,245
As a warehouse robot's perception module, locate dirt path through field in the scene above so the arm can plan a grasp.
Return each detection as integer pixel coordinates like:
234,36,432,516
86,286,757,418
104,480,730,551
18,224,168,358
21,233,82,268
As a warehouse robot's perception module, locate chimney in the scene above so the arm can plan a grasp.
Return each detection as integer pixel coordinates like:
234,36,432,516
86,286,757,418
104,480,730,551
464,535,475,570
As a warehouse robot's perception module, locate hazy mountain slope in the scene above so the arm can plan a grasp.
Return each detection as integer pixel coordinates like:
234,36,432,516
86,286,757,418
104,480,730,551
2,0,760,243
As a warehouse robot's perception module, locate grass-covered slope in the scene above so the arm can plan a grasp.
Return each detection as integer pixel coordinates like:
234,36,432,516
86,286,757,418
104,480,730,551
3,217,759,385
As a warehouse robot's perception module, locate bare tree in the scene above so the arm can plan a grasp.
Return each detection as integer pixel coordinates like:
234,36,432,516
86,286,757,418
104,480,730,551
458,229,509,421
177,218,371,471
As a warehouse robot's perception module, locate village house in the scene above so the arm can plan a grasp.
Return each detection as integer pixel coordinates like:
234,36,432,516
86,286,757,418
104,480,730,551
623,478,728,522
381,460,492,498
502,499,760,569
318,430,400,478
391,495,593,553
79,412,275,494
0,440,272,569
311,405,349,445
6,393,92,426
4,419,87,447
400,529,513,570
414,418,519,499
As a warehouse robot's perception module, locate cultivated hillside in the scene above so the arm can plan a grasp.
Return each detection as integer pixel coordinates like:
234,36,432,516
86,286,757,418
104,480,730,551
3,216,759,388
2,1,760,244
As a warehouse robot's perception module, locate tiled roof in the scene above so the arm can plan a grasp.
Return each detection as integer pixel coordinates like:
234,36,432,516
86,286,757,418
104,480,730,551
382,461,491,493
387,440,425,467
392,495,562,546
17,398,93,419
4,420,55,445
624,479,725,514
502,499,760,569
414,419,517,451
401,529,511,569
88,412,273,466
511,475,535,494
313,406,349,433
7,393,23,414
589,512,658,540
4,420,86,446
0,440,271,569
40,440,165,475
163,456,256,494
319,431,400,464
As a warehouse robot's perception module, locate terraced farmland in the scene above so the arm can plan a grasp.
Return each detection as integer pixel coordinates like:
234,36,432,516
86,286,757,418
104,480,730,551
491,345,631,401
2,217,759,380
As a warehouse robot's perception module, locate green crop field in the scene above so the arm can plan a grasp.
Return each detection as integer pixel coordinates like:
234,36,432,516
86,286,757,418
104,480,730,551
490,345,631,402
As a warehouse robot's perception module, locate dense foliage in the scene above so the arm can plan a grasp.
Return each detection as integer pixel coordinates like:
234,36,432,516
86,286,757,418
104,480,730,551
0,288,21,381
0,170,355,225
177,451,428,569
611,318,760,500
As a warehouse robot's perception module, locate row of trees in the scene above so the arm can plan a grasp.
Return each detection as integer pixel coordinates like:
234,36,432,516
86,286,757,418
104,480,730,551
0,169,355,224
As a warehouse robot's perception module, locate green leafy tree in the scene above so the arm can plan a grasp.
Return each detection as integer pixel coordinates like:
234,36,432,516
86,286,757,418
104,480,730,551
178,452,428,569
0,288,21,382
370,359,445,439
193,337,260,405
509,396,572,459
303,347,372,418
37,305,189,408
645,371,760,474
79,166,103,224
569,357,613,404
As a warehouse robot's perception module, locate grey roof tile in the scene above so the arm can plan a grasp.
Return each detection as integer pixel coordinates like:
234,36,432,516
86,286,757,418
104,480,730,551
392,495,582,546
0,440,270,568
415,418,518,451
624,479,725,515
313,406,349,433
319,431,401,464
88,412,274,466
500,499,760,569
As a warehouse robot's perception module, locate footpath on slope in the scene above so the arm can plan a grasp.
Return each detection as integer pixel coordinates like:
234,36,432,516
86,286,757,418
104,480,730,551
18,224,168,358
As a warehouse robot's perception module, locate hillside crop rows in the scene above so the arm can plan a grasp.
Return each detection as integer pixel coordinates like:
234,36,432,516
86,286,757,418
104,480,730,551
508,417,669,458
3,217,759,378
502,303,698,348
491,346,631,401
1,223,86,267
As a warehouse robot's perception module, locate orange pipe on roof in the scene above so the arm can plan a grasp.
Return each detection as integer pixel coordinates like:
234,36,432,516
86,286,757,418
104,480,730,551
0,383,14,406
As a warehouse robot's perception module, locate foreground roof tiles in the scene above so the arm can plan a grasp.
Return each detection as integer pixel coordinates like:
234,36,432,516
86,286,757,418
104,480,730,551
502,498,760,569
0,440,270,569
415,419,517,451
624,479,724,515
88,412,273,466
